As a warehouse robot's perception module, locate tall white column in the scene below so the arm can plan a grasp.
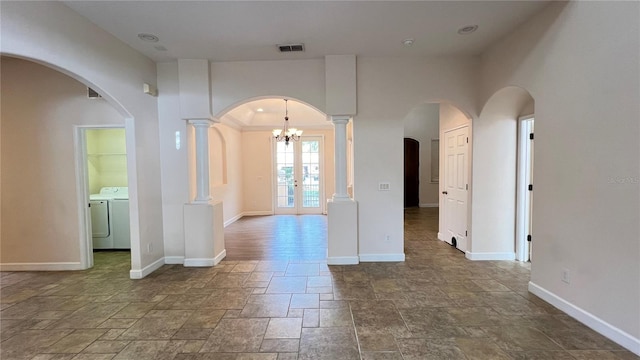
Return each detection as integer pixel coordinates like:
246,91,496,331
332,115,351,201
189,119,213,203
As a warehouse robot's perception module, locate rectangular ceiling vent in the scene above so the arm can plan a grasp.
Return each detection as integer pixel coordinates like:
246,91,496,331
87,87,102,99
278,43,305,53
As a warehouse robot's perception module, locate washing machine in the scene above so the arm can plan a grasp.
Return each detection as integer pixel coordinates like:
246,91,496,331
90,187,130,249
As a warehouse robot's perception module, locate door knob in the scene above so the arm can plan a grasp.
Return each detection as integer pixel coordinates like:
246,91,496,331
442,191,448,195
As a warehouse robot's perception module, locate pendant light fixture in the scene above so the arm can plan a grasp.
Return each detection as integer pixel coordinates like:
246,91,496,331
272,99,302,146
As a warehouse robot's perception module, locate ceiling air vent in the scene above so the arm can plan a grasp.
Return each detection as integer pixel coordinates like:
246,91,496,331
278,43,305,53
87,87,102,99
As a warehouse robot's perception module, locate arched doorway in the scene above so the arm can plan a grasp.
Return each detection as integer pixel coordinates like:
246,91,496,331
0,56,137,273
471,86,535,261
214,97,336,260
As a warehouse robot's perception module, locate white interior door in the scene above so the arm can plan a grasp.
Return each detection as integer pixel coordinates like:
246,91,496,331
443,126,469,252
274,136,323,215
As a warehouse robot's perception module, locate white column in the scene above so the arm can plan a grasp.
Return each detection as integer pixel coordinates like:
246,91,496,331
332,115,351,201
189,119,213,203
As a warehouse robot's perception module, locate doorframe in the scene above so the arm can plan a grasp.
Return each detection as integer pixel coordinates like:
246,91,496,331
73,125,130,270
441,125,470,251
516,115,534,262
438,123,472,246
271,134,325,215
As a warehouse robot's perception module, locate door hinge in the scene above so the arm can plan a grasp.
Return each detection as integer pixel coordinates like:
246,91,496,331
465,230,468,236
529,133,534,140
88,203,91,208
527,234,532,242
528,184,533,191
466,184,468,190
466,137,469,143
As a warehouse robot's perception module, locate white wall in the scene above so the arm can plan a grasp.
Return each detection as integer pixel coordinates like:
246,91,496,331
1,57,123,264
211,60,326,116
1,1,164,276
403,103,440,206
481,1,640,349
86,129,128,194
471,87,532,256
211,123,244,225
355,57,479,258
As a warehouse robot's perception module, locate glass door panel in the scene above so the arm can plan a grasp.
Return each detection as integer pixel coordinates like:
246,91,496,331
274,136,323,214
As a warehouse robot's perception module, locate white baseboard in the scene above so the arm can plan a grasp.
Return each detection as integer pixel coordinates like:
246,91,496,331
184,249,226,267
0,262,85,271
243,210,273,216
529,281,640,355
164,256,184,265
465,251,515,261
359,253,405,262
129,257,164,279
419,203,439,208
184,258,216,267
438,232,446,242
213,249,226,265
224,213,244,227
327,256,359,265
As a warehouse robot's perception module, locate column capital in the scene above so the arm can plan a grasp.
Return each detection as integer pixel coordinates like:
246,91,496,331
188,117,219,127
330,115,351,125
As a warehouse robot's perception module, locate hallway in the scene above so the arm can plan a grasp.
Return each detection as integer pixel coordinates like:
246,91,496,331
0,209,635,359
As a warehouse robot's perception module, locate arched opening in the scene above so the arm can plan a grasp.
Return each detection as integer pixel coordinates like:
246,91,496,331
403,101,473,255
470,86,535,261
0,56,139,274
213,96,336,261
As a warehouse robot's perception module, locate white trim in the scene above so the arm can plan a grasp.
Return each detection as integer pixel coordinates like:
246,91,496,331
224,213,244,227
465,252,515,261
0,262,84,271
184,258,216,267
243,210,274,216
327,256,359,265
529,282,640,355
419,203,439,208
164,256,185,264
359,253,405,262
437,232,445,242
129,257,164,279
184,249,226,267
214,249,227,265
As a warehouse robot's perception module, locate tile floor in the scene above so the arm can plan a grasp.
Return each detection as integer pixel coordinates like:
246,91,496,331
1,208,637,359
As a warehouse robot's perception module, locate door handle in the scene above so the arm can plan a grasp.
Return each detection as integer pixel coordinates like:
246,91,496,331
442,191,448,195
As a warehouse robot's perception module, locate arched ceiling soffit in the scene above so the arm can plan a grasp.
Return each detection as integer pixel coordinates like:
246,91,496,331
220,98,331,130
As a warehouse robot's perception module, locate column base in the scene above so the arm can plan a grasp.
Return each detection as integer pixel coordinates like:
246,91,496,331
183,201,226,267
327,199,358,265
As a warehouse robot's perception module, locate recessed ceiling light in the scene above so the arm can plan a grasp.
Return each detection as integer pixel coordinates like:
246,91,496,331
402,38,415,47
457,25,478,35
256,108,264,112
138,33,159,42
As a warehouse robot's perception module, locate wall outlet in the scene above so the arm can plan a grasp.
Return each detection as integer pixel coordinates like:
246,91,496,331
385,235,391,242
379,183,390,191
561,269,570,284
147,243,153,253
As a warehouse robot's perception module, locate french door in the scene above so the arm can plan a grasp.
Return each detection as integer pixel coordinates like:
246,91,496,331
274,136,324,214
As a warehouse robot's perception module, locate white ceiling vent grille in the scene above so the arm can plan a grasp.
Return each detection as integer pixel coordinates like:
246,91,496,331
278,43,305,53
87,87,102,99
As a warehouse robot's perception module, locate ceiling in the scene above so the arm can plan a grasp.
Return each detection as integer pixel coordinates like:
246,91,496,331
63,0,550,128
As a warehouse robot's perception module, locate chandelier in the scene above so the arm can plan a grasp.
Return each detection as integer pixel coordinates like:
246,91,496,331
272,99,302,146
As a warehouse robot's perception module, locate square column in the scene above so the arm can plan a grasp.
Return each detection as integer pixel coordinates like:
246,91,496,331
327,199,358,264
184,201,226,266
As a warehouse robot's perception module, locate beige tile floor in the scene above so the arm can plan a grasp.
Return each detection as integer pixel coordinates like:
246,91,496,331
1,208,637,359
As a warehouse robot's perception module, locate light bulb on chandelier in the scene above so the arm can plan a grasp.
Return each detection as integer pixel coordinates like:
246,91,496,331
273,99,302,146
